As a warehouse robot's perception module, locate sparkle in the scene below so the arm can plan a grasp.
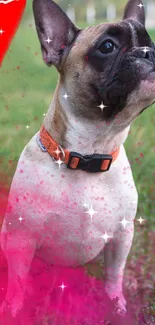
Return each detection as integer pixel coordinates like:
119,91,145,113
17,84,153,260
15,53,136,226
85,205,97,220
98,102,107,112
8,222,11,225
54,147,61,156
119,217,131,229
137,216,146,225
63,93,69,100
58,282,67,291
100,232,112,243
0,28,4,35
18,216,23,222
55,158,63,167
26,125,30,129
138,3,144,9
45,37,52,44
142,47,150,54
43,113,46,116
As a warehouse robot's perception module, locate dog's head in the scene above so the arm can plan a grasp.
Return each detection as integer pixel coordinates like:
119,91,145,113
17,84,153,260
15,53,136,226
33,0,155,128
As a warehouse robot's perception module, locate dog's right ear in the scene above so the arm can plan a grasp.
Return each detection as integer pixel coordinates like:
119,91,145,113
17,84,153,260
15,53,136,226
33,0,80,69
123,0,145,26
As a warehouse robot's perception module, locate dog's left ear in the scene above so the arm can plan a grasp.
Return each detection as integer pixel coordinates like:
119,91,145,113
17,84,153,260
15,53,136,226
123,0,145,26
33,0,80,69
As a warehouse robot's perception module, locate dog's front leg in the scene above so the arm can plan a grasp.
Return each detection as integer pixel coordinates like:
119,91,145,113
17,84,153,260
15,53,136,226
0,228,36,318
104,222,134,314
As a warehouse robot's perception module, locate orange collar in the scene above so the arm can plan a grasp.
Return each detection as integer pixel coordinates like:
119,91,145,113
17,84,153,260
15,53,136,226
37,126,120,173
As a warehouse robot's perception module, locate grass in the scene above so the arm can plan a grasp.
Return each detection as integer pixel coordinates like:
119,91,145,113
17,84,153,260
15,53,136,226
0,7,155,324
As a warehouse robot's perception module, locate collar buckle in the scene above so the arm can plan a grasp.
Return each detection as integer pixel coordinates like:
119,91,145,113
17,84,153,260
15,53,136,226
67,152,113,173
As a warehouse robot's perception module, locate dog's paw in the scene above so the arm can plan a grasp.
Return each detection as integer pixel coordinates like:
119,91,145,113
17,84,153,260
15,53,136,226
104,283,127,316
115,299,127,317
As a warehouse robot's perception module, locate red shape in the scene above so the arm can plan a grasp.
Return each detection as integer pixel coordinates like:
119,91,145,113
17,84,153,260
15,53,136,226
0,0,26,66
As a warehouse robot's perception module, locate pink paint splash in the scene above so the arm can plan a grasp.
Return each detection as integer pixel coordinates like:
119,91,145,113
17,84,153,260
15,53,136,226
0,258,135,325
0,184,138,325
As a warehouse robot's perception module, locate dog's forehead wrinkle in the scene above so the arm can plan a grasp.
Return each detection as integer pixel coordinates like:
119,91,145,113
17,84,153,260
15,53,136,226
77,21,136,50
125,20,138,46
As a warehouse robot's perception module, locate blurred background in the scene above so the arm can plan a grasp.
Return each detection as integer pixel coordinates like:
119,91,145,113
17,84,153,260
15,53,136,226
0,0,155,321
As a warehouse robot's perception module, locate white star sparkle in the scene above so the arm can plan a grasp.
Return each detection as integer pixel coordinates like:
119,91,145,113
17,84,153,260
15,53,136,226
98,102,107,112
142,47,150,55
26,125,30,129
63,93,69,100
100,232,112,243
58,282,67,291
119,217,131,229
53,147,61,157
18,216,23,222
137,216,146,225
138,3,144,9
43,113,46,116
85,205,97,220
45,37,52,44
55,158,63,167
0,28,4,35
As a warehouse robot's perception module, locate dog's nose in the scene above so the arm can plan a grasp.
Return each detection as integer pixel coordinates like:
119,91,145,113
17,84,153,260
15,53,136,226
132,47,155,65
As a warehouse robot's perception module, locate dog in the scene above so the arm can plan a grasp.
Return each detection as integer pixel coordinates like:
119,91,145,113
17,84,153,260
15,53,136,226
1,0,155,319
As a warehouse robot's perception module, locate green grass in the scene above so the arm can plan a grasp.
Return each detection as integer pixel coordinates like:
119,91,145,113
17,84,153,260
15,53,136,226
0,15,155,225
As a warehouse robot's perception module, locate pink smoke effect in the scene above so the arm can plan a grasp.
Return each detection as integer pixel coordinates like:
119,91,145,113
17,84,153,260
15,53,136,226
0,184,140,324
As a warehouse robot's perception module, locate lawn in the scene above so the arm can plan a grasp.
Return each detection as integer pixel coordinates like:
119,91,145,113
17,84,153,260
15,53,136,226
0,7,155,324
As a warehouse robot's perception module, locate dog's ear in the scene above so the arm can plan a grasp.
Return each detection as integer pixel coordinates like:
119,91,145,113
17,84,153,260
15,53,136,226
123,0,145,26
33,0,80,69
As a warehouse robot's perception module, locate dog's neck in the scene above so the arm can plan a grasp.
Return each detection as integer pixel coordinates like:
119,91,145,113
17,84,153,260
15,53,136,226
43,78,130,155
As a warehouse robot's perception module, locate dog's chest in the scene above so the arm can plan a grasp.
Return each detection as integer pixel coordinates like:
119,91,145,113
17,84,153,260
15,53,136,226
8,144,138,266
25,160,137,266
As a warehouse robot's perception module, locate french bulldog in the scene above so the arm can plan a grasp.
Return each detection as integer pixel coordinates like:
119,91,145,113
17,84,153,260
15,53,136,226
1,0,155,320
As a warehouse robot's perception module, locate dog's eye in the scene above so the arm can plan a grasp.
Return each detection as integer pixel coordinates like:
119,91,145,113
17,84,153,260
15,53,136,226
98,40,116,54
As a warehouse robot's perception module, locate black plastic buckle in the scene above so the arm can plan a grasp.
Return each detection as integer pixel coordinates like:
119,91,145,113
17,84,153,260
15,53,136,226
67,152,113,173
